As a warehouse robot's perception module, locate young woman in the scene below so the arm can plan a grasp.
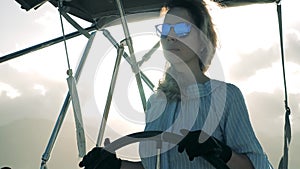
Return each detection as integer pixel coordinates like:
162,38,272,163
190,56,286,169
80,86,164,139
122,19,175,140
79,0,273,168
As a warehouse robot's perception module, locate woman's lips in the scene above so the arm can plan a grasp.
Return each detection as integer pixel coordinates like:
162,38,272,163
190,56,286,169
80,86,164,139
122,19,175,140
169,49,180,51
165,48,180,52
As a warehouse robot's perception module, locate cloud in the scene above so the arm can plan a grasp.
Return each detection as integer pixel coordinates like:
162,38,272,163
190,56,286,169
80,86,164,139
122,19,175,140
0,82,21,99
285,29,300,65
229,45,279,81
0,63,67,125
0,63,111,169
245,90,300,133
229,24,300,82
243,90,300,168
0,62,86,167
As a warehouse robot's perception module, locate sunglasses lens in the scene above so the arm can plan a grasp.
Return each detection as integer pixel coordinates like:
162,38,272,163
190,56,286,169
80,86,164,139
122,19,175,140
174,23,191,37
161,24,171,37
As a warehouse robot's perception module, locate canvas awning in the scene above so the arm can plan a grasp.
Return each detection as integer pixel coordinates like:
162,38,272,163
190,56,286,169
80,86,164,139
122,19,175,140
16,0,276,27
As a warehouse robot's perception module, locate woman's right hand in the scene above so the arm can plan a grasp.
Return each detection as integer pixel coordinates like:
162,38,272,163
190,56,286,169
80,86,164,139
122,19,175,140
79,139,121,169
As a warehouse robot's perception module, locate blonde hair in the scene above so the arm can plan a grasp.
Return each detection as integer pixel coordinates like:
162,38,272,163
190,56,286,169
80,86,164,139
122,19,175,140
157,66,181,101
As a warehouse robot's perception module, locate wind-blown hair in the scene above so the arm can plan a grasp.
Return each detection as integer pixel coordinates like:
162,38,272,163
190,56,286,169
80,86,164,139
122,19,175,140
157,0,218,101
167,0,217,51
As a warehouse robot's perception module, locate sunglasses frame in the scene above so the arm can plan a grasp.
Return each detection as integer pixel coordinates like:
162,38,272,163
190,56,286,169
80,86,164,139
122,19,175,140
155,22,192,38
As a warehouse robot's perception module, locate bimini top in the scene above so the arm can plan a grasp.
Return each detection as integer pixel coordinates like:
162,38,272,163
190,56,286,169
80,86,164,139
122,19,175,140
15,0,276,27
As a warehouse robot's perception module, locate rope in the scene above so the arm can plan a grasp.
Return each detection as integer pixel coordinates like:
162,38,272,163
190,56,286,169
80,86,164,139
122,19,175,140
276,1,292,169
58,1,71,73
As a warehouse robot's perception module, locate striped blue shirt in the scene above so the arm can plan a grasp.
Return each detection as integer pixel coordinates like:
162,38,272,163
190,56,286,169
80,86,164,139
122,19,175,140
139,79,273,169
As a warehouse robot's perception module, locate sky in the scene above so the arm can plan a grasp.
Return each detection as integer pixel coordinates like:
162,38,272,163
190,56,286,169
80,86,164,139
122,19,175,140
1,0,300,169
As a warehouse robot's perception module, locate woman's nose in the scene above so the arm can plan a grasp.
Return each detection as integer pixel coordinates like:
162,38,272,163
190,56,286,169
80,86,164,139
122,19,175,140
165,35,177,43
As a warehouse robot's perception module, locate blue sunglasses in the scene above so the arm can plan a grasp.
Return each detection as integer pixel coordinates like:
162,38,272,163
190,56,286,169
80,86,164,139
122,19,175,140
155,22,191,38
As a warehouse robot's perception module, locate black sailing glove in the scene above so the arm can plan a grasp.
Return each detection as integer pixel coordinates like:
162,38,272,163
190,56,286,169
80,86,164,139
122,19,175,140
178,129,232,162
79,146,121,169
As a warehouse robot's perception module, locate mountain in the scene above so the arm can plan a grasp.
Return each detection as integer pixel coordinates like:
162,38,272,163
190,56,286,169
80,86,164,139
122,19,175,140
0,118,83,169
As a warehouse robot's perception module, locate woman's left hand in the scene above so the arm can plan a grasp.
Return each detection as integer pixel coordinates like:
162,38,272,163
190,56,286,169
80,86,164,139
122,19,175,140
177,129,232,162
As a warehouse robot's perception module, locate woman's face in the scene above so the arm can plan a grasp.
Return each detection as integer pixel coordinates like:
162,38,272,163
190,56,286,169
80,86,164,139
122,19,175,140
161,7,205,66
